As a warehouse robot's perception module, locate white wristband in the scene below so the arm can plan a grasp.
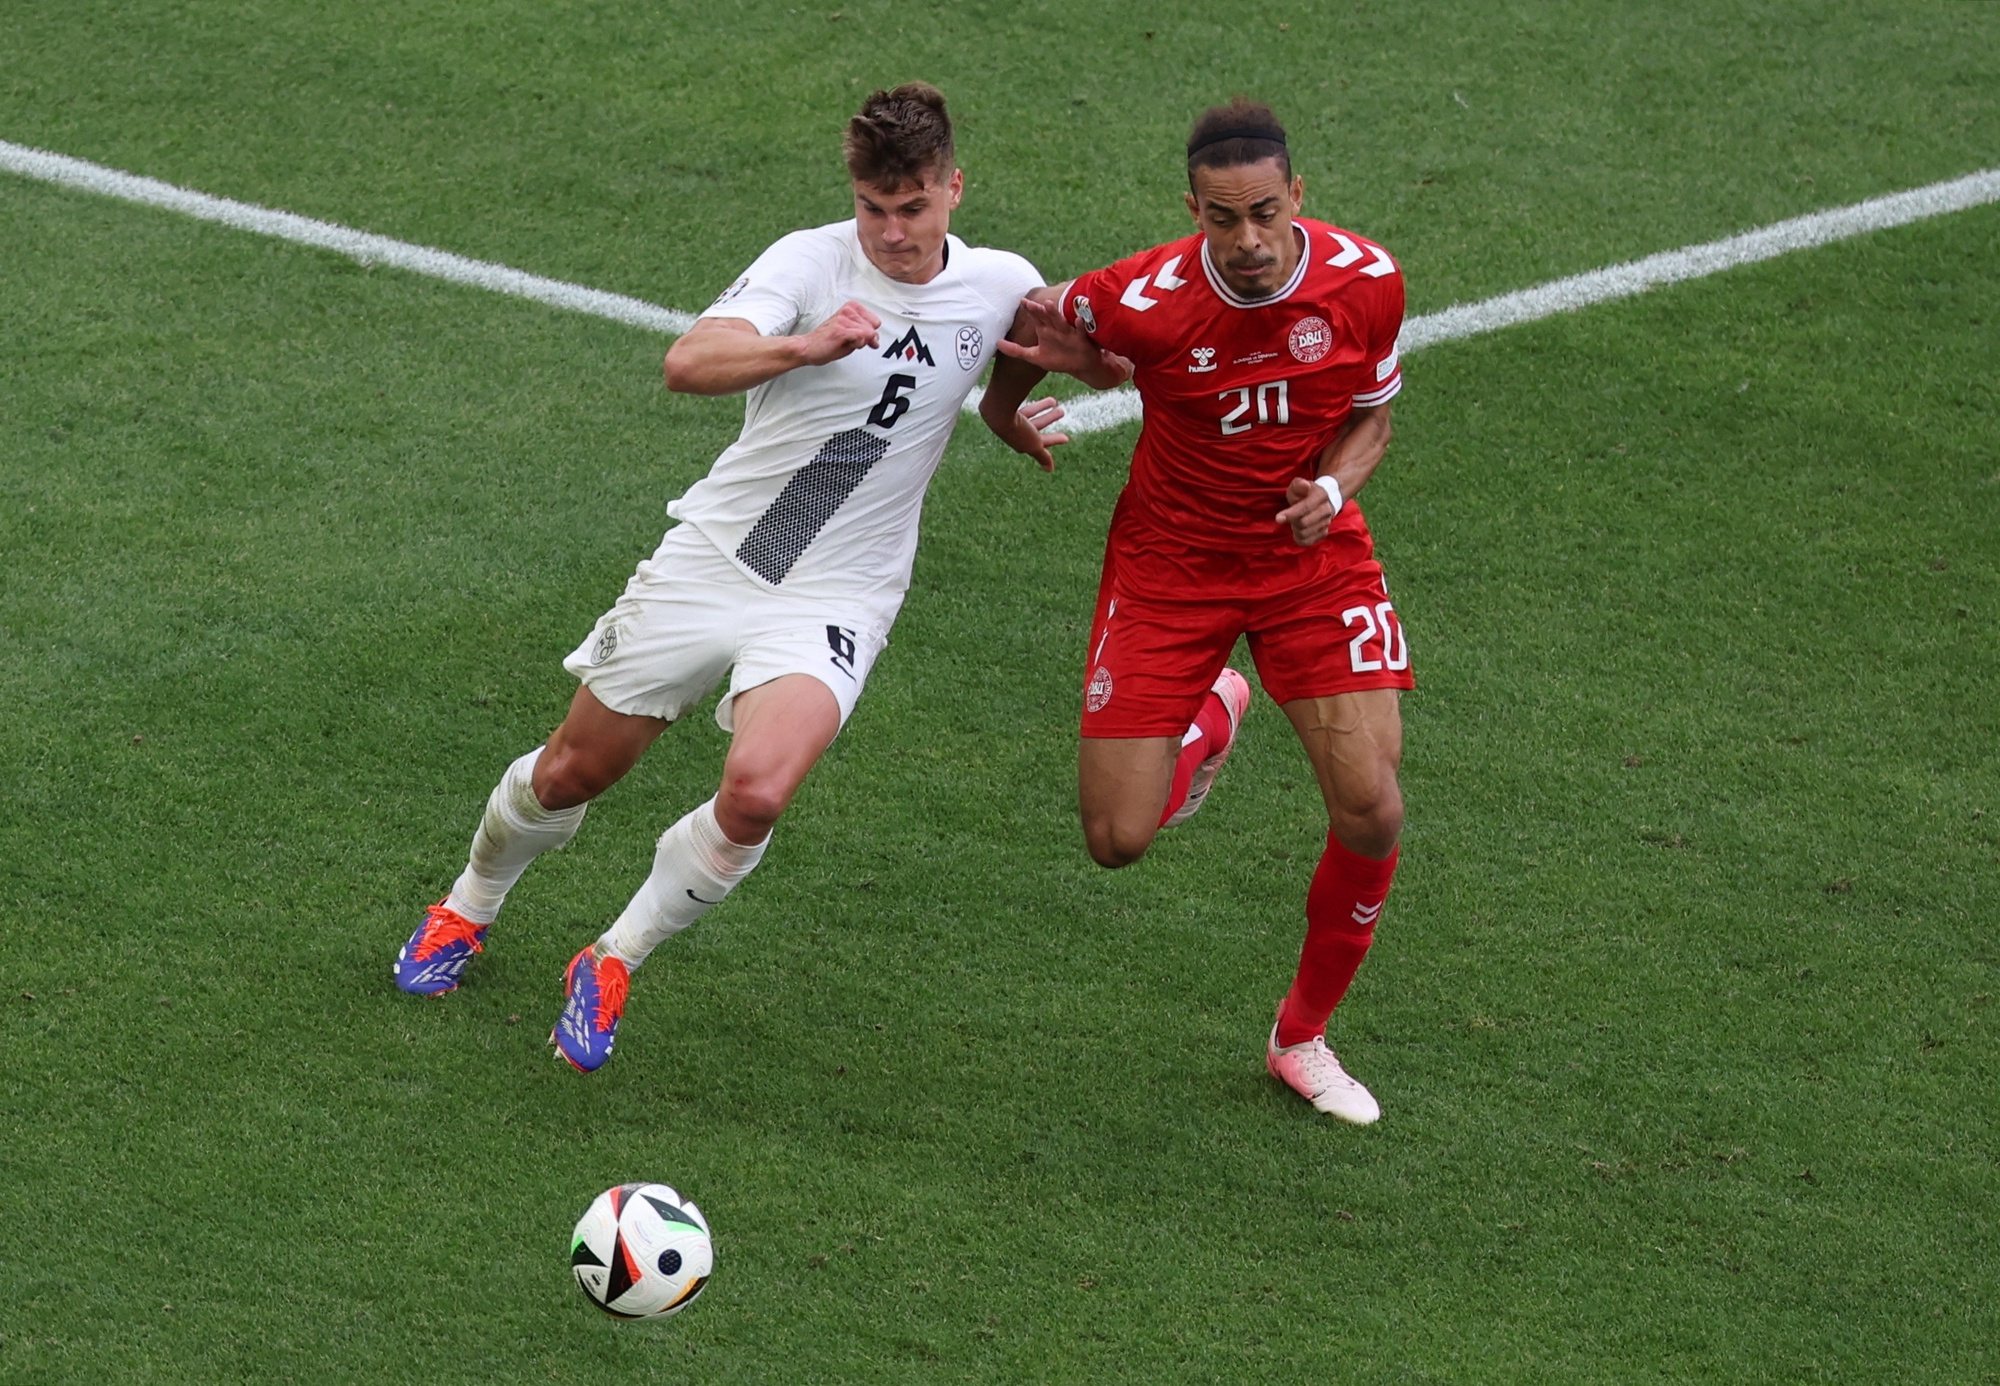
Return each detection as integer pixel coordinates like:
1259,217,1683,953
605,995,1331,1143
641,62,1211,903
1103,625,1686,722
1315,474,1344,515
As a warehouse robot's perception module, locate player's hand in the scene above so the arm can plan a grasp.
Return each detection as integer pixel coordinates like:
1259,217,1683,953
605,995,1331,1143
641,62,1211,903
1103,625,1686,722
1277,475,1337,546
997,394,1070,472
998,297,1107,378
798,300,882,365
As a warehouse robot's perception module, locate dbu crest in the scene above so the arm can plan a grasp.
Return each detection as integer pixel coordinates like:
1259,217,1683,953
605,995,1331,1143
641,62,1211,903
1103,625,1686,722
1288,316,1333,364
1085,665,1114,713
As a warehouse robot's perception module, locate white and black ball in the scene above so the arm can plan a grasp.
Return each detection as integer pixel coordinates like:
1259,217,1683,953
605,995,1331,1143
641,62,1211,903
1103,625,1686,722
569,1182,713,1321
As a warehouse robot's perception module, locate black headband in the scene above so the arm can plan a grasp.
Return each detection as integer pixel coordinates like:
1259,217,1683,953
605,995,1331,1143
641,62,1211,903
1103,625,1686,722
1186,125,1288,158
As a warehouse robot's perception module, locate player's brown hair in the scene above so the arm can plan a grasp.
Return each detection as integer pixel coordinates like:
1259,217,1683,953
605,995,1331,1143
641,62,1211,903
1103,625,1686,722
1187,99,1291,184
844,82,956,189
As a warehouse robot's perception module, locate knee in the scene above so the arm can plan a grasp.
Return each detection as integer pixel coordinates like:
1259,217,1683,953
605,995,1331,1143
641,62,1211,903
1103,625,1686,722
532,744,614,811
1333,780,1404,859
716,770,791,839
1083,818,1155,870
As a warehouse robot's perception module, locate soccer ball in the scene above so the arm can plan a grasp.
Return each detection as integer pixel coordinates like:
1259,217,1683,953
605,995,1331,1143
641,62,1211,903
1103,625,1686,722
569,1182,714,1321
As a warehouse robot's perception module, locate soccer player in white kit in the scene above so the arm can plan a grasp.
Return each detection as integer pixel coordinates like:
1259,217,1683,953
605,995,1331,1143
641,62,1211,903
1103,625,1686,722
392,83,1115,1072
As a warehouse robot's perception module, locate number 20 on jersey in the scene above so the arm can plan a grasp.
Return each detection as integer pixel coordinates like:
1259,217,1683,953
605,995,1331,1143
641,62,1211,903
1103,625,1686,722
1220,379,1289,436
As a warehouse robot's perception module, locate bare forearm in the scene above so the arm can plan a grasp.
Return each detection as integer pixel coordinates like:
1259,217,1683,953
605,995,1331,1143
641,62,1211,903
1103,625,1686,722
1318,405,1394,501
980,353,1047,434
1073,351,1133,390
663,330,811,395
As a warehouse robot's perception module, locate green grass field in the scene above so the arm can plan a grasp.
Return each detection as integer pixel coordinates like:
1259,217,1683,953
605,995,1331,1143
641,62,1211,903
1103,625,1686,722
3,2,1997,1380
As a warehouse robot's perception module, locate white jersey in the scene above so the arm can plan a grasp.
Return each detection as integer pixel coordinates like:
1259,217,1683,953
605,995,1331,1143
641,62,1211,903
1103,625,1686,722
667,220,1041,605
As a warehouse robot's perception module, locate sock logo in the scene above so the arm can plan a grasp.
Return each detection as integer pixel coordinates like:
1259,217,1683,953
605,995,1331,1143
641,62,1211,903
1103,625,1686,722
1350,900,1384,927
685,889,722,906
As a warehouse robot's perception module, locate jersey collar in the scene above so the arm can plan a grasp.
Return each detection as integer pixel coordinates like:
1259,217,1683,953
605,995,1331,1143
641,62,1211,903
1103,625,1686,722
1198,222,1310,309
844,221,962,296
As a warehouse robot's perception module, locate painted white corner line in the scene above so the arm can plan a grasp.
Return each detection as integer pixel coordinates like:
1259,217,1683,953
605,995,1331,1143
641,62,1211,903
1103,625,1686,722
0,139,697,336
5,140,1996,435
1399,166,2000,351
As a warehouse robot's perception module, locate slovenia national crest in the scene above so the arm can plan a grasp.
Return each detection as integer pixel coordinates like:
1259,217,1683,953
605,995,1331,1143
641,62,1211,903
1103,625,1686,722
591,623,620,666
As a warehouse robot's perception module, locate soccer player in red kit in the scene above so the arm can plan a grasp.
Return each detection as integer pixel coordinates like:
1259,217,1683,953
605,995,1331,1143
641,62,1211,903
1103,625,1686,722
989,100,1410,1123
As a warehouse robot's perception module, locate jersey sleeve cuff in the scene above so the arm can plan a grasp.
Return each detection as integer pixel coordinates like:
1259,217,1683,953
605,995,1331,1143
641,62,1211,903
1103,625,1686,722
1353,373,1402,409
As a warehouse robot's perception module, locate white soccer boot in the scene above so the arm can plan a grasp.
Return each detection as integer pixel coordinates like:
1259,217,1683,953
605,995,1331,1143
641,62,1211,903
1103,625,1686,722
1164,667,1252,828
1266,1020,1381,1125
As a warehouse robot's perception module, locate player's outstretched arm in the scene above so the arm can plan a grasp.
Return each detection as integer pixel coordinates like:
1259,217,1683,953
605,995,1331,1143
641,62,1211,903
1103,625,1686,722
1276,404,1395,546
978,353,1069,472
663,301,883,396
996,287,1133,391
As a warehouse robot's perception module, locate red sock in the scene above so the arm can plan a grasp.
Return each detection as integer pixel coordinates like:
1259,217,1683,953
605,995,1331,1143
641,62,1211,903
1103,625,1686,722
1156,690,1235,827
1275,834,1400,1047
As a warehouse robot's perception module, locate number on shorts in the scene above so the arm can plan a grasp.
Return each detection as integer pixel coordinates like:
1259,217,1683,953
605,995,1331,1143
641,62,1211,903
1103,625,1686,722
1341,601,1408,673
826,624,858,677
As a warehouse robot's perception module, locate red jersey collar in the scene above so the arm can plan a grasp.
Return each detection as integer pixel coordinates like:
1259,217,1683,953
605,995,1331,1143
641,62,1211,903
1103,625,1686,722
1198,222,1311,309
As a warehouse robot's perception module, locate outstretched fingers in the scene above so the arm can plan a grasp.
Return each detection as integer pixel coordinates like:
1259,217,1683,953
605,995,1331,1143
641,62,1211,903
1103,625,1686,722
1020,395,1067,431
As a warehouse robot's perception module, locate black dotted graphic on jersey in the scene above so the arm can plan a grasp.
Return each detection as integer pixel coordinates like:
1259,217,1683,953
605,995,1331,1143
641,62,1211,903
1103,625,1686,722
735,428,890,584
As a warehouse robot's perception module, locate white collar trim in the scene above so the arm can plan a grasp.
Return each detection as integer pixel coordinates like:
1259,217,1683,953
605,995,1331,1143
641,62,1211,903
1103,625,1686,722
1200,223,1310,308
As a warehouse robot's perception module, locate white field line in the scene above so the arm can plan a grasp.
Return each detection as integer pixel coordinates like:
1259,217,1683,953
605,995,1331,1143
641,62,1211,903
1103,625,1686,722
6,139,1997,435
0,139,695,335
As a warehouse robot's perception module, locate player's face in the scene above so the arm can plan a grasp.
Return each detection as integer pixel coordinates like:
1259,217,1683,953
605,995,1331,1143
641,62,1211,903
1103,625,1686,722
853,169,963,285
1185,160,1306,300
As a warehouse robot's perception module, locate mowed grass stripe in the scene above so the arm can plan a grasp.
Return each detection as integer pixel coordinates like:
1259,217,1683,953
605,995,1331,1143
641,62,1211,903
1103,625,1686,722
5,136,1997,437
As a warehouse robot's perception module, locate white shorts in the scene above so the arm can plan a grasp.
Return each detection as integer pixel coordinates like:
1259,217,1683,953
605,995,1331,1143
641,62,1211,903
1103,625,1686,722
563,525,896,731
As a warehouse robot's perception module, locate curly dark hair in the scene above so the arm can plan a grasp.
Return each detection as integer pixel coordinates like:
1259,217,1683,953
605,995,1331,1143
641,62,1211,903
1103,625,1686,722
1186,98,1291,184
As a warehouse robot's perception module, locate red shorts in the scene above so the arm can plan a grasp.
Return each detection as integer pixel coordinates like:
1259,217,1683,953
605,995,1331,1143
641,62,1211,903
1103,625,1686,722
1080,512,1414,738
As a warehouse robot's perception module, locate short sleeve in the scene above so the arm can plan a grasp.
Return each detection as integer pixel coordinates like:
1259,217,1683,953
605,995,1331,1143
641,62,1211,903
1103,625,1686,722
1058,244,1189,366
1352,266,1406,409
697,230,829,337
973,248,1045,326
999,251,1044,305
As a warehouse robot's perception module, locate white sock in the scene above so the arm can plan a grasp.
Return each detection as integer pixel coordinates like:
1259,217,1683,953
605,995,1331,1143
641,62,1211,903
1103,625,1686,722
445,747,587,923
597,797,768,968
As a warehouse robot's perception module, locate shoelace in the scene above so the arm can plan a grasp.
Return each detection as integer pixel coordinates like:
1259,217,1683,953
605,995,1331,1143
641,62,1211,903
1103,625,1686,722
413,907,485,961
1286,1037,1352,1089
588,956,630,1032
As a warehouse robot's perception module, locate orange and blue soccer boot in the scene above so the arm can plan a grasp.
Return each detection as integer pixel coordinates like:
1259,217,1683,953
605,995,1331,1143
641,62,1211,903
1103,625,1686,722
393,899,489,996
552,947,629,1073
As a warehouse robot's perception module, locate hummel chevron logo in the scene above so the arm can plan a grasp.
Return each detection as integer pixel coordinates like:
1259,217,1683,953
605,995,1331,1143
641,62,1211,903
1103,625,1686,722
1325,232,1396,279
1118,254,1189,312
1350,901,1384,926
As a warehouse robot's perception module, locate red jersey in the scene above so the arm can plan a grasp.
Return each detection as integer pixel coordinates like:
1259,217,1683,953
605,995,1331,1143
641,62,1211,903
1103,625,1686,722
1062,218,1404,568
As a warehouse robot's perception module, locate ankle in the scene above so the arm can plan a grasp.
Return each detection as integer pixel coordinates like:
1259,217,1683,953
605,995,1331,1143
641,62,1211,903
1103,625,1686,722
1275,995,1326,1049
